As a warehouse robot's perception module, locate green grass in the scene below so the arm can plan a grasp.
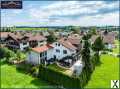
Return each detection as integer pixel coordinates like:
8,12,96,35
85,54,119,88
48,63,67,73
113,40,119,54
13,28,48,31
1,63,53,88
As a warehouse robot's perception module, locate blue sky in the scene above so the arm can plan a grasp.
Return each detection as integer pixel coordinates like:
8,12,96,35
1,1,119,27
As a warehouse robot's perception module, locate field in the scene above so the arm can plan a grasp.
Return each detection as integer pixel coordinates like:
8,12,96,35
12,27,48,31
85,54,119,88
86,40,119,88
113,40,119,54
1,63,54,88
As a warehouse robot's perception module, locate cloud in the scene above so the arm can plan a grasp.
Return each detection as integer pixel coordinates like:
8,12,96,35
12,10,23,14
1,1,119,26
28,1,118,20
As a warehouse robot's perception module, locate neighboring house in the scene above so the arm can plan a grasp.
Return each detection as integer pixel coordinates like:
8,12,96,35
59,32,70,37
102,32,116,49
6,33,29,51
0,32,10,44
28,34,47,48
27,44,54,65
90,32,116,49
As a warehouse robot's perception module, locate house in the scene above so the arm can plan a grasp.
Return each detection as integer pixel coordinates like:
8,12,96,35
90,31,116,49
27,38,78,65
0,32,10,44
51,38,77,60
67,34,82,51
27,44,54,65
6,33,29,51
102,32,116,49
28,34,47,48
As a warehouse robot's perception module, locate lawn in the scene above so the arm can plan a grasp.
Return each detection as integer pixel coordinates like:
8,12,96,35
85,54,119,88
1,63,54,88
13,27,48,31
113,40,119,54
47,63,67,73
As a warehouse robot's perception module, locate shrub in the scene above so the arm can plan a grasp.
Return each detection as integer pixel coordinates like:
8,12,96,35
101,51,108,54
39,65,82,89
16,62,33,73
0,47,17,62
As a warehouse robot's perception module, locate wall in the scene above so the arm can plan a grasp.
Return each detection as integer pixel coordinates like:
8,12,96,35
19,42,29,51
27,51,40,65
38,41,47,47
47,48,54,60
52,42,76,60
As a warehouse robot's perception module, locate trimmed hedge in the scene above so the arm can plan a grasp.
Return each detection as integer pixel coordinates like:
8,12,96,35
39,65,82,89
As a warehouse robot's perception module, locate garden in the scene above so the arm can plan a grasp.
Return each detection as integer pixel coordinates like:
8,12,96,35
0,38,119,88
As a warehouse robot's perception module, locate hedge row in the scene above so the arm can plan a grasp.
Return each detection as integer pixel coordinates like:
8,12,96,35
39,65,82,89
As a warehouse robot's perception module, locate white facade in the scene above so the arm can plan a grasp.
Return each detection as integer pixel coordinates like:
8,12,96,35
51,42,76,60
38,41,47,47
27,42,76,64
28,51,40,64
19,42,29,51
27,49,53,65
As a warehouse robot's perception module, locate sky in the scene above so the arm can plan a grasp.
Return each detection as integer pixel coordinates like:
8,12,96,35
1,0,119,27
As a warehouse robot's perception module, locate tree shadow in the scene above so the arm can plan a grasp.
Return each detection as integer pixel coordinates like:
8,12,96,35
30,78,58,89
16,67,28,74
96,61,103,66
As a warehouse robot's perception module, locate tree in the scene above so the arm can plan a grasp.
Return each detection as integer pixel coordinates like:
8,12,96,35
47,30,56,43
47,35,56,43
0,47,17,62
92,36,104,64
81,34,93,81
16,51,26,61
81,40,92,73
70,26,80,34
82,33,91,40
90,27,97,35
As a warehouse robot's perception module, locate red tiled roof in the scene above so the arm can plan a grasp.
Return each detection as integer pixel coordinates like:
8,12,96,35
58,38,77,51
32,44,53,53
102,32,115,44
67,37,81,45
29,34,46,41
0,32,10,38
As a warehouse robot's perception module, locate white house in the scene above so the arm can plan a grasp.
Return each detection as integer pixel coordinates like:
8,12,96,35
27,38,77,64
27,44,54,65
51,39,77,60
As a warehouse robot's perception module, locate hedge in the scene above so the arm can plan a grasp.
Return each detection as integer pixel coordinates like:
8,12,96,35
39,65,85,89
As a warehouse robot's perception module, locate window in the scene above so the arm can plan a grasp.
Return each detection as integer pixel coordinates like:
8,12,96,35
23,42,27,45
63,50,67,54
58,43,60,46
56,49,60,53
56,43,57,46
45,51,47,55
40,53,42,57
42,52,44,56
